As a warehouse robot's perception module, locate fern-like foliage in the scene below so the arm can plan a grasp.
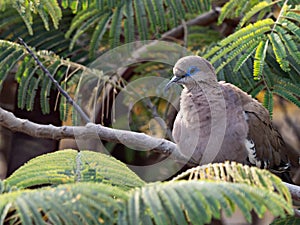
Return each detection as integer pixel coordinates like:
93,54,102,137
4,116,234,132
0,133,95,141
205,1,300,74
61,0,91,13
0,180,293,225
218,0,264,25
2,0,211,57
64,0,211,58
122,181,292,225
204,1,300,111
123,161,294,225
0,0,62,35
0,182,128,225
2,0,211,58
172,161,291,202
0,40,80,118
0,156,294,225
0,39,126,122
0,7,95,121
271,216,300,225
0,0,93,36
218,0,299,25
5,149,145,190
0,8,88,61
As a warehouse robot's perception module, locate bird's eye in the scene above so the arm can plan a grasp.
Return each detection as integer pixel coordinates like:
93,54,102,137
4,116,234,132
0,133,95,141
185,66,200,76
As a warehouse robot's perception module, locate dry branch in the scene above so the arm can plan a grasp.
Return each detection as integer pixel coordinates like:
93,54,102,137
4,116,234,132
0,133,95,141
0,106,194,165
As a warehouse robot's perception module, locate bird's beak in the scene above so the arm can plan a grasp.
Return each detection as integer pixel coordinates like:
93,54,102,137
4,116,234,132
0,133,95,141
164,76,181,92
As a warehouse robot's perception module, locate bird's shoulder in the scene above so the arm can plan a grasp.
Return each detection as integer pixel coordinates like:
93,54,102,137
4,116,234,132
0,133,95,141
219,81,271,125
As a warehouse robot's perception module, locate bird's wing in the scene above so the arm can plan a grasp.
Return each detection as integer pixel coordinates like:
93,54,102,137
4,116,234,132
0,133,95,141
225,83,289,169
217,83,249,163
244,101,286,167
222,83,292,183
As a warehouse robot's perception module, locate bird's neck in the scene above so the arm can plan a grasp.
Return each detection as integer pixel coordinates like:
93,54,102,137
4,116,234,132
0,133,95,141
184,80,219,93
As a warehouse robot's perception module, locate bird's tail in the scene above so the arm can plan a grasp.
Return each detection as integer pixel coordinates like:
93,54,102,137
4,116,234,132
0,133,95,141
270,161,294,184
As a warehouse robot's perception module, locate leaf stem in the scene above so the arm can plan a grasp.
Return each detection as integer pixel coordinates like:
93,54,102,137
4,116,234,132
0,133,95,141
271,0,288,33
18,37,91,124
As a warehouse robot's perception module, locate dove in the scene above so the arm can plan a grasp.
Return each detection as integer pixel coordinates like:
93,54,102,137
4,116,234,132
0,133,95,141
166,56,292,182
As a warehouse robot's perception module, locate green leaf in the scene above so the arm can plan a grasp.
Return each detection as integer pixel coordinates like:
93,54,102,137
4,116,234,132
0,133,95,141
285,11,300,23
275,26,300,64
164,0,179,26
239,1,278,28
123,180,293,225
218,0,236,24
268,33,289,72
281,19,300,40
143,0,157,31
153,0,167,31
250,83,265,98
61,0,91,12
233,42,258,72
173,161,292,204
274,81,300,99
11,0,62,34
124,0,135,43
26,74,41,111
0,46,24,92
271,216,300,225
253,40,269,79
221,19,273,47
215,38,261,73
65,8,99,39
109,5,124,48
263,90,273,117
0,182,128,225
89,13,112,58
273,88,300,108
171,0,185,19
69,12,101,50
43,0,62,29
5,149,145,190
204,18,273,59
133,0,148,40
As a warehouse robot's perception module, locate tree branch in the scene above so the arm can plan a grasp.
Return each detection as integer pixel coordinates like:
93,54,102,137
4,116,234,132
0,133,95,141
161,8,220,41
0,106,195,166
284,182,300,202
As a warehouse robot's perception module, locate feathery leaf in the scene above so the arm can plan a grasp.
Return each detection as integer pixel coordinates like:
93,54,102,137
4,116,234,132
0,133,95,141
5,149,145,190
253,40,269,79
263,90,274,117
239,1,278,28
109,5,124,48
133,0,148,40
268,32,290,72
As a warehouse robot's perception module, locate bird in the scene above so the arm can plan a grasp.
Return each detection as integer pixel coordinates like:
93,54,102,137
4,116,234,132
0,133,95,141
165,55,292,182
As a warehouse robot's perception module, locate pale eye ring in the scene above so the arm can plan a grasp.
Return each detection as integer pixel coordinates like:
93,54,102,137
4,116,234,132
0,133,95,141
186,66,200,76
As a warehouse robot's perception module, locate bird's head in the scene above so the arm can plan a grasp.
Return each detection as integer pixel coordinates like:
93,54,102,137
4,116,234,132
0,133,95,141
165,56,217,90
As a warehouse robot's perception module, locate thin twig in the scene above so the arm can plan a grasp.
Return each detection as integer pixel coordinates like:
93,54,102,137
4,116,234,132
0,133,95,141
18,38,91,124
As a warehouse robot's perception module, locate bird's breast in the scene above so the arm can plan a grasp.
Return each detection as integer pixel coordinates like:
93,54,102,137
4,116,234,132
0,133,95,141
180,87,219,128
174,85,249,164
